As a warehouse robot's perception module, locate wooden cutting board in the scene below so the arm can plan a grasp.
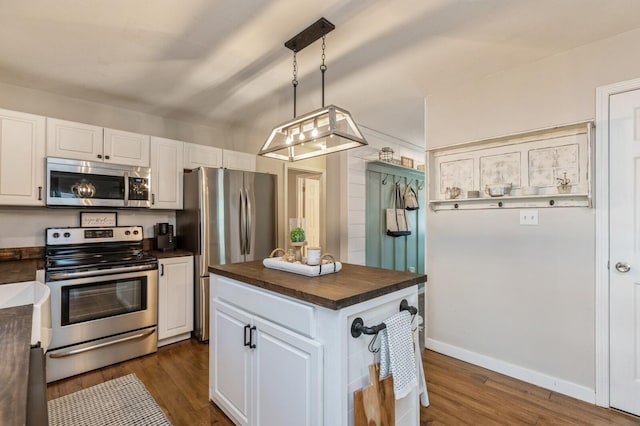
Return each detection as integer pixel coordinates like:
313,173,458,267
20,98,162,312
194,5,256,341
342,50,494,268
354,363,395,426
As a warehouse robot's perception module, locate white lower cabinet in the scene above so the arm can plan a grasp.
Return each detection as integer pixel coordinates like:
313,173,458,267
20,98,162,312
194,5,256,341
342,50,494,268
158,256,194,346
211,280,323,426
210,273,421,426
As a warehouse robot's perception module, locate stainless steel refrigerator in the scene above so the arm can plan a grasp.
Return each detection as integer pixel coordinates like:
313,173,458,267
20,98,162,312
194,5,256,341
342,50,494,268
176,167,277,342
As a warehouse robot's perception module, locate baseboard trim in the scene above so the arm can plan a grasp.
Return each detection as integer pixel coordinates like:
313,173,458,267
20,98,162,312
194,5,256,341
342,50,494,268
425,338,595,404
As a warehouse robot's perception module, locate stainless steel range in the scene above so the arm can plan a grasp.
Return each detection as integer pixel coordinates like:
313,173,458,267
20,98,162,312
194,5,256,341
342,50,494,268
44,226,158,383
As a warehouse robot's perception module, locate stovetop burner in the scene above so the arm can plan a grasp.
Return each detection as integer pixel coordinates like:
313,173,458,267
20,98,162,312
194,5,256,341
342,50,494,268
45,225,157,274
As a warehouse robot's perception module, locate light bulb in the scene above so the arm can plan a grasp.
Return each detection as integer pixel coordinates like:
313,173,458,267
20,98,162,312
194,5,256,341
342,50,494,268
299,132,305,141
286,135,292,144
311,128,319,138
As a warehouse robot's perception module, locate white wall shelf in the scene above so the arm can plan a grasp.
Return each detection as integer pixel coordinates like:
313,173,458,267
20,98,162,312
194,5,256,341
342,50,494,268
427,121,593,211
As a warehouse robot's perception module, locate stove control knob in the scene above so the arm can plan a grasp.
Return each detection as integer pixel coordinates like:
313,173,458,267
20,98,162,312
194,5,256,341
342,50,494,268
125,230,131,236
133,230,139,235
63,232,71,238
52,232,60,238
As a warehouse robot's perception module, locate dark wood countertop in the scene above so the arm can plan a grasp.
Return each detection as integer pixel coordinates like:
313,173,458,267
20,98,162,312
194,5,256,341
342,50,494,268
0,305,32,426
148,249,194,259
209,260,427,310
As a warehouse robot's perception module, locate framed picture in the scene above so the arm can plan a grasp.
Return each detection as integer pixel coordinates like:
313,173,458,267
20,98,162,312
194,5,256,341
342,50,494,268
401,156,414,168
80,212,118,227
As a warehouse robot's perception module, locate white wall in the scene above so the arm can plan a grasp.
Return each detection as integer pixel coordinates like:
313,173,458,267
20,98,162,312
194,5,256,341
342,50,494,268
0,207,174,248
425,27,640,401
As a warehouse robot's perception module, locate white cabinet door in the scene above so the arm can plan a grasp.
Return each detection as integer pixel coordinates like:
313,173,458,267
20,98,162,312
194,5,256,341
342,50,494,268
103,128,150,167
211,300,252,426
252,316,323,426
158,256,194,342
0,109,45,205
46,118,103,162
184,142,222,169
150,136,184,209
223,150,256,172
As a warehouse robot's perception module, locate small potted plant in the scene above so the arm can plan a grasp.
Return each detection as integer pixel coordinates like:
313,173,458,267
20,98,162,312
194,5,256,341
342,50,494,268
289,218,307,262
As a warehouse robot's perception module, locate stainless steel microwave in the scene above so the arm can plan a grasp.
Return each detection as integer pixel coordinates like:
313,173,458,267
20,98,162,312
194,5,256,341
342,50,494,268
46,157,151,208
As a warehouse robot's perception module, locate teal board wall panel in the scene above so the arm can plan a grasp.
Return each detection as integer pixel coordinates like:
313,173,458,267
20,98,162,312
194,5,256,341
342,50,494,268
365,161,425,274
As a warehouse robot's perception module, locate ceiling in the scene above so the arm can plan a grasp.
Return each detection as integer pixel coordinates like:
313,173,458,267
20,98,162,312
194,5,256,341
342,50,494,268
1,0,639,147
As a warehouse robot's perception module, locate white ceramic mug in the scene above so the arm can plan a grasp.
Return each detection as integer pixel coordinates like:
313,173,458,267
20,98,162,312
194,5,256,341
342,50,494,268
307,247,321,266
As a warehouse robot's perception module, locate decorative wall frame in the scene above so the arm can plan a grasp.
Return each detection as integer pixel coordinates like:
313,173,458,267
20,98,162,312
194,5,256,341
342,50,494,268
426,121,593,210
80,211,118,227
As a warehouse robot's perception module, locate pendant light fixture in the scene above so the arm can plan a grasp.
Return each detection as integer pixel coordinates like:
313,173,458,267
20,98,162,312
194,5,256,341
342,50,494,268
259,18,368,162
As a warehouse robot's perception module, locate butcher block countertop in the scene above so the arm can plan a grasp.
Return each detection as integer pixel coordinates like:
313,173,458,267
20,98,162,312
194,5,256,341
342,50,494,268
0,305,32,426
209,260,427,310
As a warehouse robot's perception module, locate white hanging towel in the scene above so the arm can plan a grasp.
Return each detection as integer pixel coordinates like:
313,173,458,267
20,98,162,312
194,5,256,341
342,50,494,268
379,310,418,399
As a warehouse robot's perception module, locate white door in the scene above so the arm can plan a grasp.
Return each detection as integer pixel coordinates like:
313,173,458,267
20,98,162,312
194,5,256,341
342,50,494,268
157,257,194,342
0,109,45,205
150,136,184,209
211,300,252,426
252,316,322,426
297,174,321,249
103,128,150,167
46,118,103,161
610,88,640,416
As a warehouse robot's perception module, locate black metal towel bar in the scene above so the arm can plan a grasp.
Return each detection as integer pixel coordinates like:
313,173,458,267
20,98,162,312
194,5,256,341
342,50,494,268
350,299,417,338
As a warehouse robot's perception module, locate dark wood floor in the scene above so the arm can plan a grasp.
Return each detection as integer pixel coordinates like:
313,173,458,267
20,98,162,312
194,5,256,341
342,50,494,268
47,338,640,425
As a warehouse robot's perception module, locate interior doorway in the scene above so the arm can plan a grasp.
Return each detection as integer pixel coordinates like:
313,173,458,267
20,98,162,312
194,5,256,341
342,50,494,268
285,166,326,254
595,76,640,414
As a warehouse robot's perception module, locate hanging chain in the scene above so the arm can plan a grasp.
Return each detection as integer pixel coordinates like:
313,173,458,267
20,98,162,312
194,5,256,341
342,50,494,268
320,35,327,108
292,52,298,117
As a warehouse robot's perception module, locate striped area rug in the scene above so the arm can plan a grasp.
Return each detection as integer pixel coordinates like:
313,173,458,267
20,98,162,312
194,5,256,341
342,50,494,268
48,374,172,426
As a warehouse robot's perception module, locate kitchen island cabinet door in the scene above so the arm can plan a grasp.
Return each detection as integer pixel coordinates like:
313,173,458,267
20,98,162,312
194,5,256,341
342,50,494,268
150,136,184,210
158,256,194,346
211,299,252,426
253,316,323,426
0,109,45,206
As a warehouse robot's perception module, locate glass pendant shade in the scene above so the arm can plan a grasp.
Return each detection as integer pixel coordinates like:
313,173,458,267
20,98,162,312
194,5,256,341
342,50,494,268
259,105,367,161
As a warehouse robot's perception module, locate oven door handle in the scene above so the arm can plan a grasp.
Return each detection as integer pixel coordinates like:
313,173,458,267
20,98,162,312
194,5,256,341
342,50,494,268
48,328,156,359
47,263,157,280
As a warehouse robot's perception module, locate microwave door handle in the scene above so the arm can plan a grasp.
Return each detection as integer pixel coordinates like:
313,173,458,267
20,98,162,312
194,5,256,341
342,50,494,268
124,171,129,207
239,188,246,255
245,187,251,255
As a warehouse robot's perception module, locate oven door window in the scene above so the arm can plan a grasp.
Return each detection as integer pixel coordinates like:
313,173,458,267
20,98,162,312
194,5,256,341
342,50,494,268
61,277,147,326
49,170,125,201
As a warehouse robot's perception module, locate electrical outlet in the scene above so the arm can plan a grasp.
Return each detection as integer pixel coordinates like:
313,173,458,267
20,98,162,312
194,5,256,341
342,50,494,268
520,209,539,225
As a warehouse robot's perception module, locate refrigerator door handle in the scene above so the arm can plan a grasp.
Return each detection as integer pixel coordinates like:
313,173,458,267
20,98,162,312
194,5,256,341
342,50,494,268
239,188,246,255
245,187,252,255
199,170,210,277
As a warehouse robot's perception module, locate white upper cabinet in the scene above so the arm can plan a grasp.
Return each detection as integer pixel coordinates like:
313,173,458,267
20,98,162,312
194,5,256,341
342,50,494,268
47,118,102,162
103,128,150,167
0,109,46,206
47,118,150,167
150,136,184,210
184,142,222,169
223,149,256,172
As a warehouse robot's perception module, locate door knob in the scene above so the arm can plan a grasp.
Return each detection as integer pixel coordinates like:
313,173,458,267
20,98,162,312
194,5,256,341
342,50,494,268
615,262,631,273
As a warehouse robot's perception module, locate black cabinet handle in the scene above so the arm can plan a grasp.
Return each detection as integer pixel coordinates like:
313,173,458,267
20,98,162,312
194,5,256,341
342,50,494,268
152,193,155,205
244,324,251,347
97,154,102,159
105,155,110,160
38,186,42,201
160,264,164,276
249,326,257,349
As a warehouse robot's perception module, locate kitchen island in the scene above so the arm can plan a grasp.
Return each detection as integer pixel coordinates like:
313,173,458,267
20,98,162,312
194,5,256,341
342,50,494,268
209,260,427,426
